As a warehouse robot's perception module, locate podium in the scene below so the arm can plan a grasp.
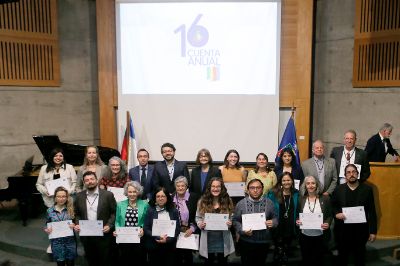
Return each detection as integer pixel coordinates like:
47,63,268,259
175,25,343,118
367,162,400,239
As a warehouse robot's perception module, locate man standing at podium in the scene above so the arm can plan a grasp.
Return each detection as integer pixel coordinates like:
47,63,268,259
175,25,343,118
330,130,370,184
365,123,399,162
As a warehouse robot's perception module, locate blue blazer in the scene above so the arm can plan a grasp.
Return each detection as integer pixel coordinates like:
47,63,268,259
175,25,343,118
129,164,155,200
153,160,189,194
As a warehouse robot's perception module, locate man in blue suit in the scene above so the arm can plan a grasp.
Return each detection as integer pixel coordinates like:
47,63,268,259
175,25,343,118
153,143,190,194
128,148,154,200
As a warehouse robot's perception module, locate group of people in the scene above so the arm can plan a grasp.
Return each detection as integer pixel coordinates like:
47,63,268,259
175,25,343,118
35,123,399,266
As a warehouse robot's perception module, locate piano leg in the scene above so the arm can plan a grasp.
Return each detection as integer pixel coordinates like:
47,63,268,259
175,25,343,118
18,197,29,226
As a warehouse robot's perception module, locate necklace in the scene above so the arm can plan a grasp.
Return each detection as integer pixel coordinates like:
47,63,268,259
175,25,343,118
283,194,291,218
129,201,137,208
307,196,317,213
314,158,324,173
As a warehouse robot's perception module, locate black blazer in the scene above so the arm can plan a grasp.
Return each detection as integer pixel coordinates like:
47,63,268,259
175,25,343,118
153,160,190,194
331,183,377,242
330,146,371,182
274,164,305,183
189,166,221,195
128,164,155,199
74,188,117,229
365,133,399,162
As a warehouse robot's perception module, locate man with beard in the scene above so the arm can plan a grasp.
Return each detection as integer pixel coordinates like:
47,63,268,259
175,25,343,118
74,171,116,266
153,143,189,194
331,164,377,266
233,179,277,266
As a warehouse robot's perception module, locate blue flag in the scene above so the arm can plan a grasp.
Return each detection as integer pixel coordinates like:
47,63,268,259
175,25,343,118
275,117,300,165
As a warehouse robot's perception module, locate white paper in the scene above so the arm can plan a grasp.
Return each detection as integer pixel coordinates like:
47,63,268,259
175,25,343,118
242,213,266,231
115,227,140,243
45,178,71,196
225,182,245,197
152,219,177,237
176,232,199,250
48,220,74,239
339,163,362,178
79,220,104,236
107,187,128,202
342,206,367,224
294,179,300,190
204,213,229,231
299,213,323,230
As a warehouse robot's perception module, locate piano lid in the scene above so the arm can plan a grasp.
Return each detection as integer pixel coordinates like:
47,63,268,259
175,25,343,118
33,135,120,166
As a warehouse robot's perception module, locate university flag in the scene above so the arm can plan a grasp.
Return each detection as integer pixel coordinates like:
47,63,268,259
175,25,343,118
275,117,300,166
120,112,139,170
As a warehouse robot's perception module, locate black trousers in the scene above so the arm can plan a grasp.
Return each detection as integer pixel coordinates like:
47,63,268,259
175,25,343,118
204,253,227,266
148,245,176,266
119,243,147,266
239,240,269,266
299,233,324,266
176,248,194,266
80,235,112,266
338,236,367,266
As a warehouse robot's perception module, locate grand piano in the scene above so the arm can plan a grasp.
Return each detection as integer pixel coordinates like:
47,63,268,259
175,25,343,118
0,135,120,225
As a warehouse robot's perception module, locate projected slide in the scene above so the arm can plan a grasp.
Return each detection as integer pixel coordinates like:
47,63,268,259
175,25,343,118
118,2,278,95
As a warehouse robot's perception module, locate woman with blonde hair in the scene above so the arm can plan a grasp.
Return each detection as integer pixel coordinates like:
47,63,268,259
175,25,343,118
76,146,107,192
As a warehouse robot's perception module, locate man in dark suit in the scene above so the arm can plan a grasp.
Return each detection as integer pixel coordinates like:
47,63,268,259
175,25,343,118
74,171,116,266
153,143,189,194
301,140,337,196
330,130,370,184
365,123,399,162
331,164,377,266
128,148,154,200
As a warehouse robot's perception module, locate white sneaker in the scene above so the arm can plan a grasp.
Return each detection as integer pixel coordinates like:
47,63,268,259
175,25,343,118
46,244,52,254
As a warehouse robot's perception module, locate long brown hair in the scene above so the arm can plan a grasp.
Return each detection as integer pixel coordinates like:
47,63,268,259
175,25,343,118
198,177,233,214
270,171,295,204
254,152,271,173
54,186,74,219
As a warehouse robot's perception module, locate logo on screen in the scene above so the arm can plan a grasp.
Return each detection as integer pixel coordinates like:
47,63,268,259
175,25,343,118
174,14,221,81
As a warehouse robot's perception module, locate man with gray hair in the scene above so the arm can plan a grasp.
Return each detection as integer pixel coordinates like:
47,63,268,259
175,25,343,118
330,130,370,184
301,140,337,196
365,123,399,162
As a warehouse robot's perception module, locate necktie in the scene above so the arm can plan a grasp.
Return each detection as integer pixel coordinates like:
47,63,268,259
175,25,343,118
346,152,351,161
141,167,146,187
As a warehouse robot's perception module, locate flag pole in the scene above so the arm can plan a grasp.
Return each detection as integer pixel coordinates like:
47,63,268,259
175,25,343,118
126,111,130,164
291,102,296,119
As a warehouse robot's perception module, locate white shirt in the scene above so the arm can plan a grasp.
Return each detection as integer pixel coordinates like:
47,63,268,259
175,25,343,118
86,187,99,221
339,147,355,183
302,197,323,237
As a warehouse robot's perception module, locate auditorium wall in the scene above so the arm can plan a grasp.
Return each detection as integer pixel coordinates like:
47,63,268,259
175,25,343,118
0,0,99,188
313,0,400,158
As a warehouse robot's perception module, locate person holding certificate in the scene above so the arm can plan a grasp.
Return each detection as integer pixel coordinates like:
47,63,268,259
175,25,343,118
36,148,77,208
266,172,299,265
331,164,377,266
76,145,107,192
99,156,129,190
144,187,180,266
195,177,235,265
114,181,149,265
233,178,277,265
246,153,277,196
190,148,221,195
172,176,199,265
44,187,76,266
74,171,116,266
296,175,332,266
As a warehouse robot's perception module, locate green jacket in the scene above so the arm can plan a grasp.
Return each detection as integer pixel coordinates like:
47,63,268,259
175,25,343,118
115,199,149,227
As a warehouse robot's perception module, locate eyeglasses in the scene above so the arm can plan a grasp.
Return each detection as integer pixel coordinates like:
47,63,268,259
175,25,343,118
248,186,263,190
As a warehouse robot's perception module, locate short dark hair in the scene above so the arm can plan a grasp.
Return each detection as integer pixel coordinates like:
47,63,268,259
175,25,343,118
83,171,97,180
137,148,149,157
161,143,176,153
150,187,174,211
247,178,264,190
344,164,359,174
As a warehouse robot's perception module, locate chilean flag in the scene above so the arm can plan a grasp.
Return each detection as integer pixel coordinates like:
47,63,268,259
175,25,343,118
120,112,138,170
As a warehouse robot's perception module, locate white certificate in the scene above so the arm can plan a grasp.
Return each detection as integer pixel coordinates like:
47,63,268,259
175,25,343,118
107,187,127,202
45,178,71,196
176,233,199,250
48,220,74,239
225,182,245,197
342,206,367,224
204,213,229,231
79,220,104,236
294,179,300,190
152,219,176,237
299,213,323,230
242,213,266,231
115,227,140,243
339,163,362,178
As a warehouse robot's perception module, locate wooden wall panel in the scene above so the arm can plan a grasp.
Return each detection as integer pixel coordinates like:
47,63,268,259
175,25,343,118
0,0,59,86
353,0,400,87
97,0,314,161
